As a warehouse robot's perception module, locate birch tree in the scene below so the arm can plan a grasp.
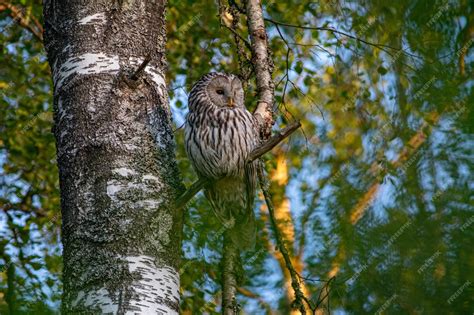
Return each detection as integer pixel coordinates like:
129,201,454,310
43,1,183,313
1,0,472,313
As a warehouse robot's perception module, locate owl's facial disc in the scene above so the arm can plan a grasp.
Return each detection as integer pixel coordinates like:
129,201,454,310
207,76,240,108
216,87,234,107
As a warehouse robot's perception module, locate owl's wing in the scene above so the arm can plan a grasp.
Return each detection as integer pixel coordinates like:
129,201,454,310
236,122,259,249
205,174,257,250
244,161,257,212
234,161,256,249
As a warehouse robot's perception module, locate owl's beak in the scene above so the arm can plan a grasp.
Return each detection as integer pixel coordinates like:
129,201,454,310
227,97,234,107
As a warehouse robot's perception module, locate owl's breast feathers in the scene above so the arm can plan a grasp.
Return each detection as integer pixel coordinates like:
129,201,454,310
185,107,258,180
185,106,259,249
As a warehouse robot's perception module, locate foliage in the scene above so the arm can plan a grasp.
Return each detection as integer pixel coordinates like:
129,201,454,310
0,0,473,313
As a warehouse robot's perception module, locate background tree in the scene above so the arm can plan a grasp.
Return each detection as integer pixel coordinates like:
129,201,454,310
1,0,473,314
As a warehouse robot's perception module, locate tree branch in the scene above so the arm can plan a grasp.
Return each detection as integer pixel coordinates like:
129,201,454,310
245,0,275,139
0,1,43,42
248,121,301,161
257,165,307,314
264,18,422,60
175,177,211,210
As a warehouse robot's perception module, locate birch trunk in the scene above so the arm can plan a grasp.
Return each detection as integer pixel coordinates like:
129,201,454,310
43,1,183,313
245,0,275,139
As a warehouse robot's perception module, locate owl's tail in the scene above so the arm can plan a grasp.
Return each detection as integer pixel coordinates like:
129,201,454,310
208,203,256,250
205,176,257,250
227,209,256,251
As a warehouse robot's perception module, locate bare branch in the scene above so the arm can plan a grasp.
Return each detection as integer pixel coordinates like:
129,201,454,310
248,121,301,161
257,165,307,314
175,177,211,210
129,53,152,80
0,1,43,42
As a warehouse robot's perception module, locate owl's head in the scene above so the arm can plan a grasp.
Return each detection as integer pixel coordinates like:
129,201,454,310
206,74,244,108
197,73,244,109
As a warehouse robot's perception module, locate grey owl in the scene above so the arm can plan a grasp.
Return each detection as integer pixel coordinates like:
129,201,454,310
185,72,259,249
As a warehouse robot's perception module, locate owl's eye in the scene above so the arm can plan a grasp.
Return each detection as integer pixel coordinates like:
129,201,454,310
216,89,224,95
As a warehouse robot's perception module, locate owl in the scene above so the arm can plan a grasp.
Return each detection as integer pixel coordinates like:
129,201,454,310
185,72,259,249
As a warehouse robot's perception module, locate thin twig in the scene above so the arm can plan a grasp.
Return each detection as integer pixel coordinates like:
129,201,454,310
273,22,292,108
315,277,336,310
257,165,307,314
288,79,325,120
223,23,252,51
264,18,422,60
129,53,152,80
0,1,43,41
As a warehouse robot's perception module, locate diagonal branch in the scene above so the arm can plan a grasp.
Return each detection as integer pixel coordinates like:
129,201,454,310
262,149,313,314
0,1,43,42
248,121,301,161
258,165,308,314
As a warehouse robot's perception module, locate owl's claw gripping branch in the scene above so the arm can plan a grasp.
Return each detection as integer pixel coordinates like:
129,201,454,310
175,121,301,210
248,121,301,162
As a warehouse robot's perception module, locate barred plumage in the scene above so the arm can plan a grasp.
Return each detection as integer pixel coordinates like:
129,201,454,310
185,72,259,249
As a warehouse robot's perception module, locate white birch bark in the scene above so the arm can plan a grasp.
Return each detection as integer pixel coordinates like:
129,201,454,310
43,1,183,313
246,0,275,139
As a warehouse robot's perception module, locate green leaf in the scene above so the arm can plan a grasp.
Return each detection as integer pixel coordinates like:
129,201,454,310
377,65,388,75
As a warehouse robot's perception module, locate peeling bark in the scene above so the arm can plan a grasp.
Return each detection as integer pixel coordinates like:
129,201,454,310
245,0,275,139
43,1,183,313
